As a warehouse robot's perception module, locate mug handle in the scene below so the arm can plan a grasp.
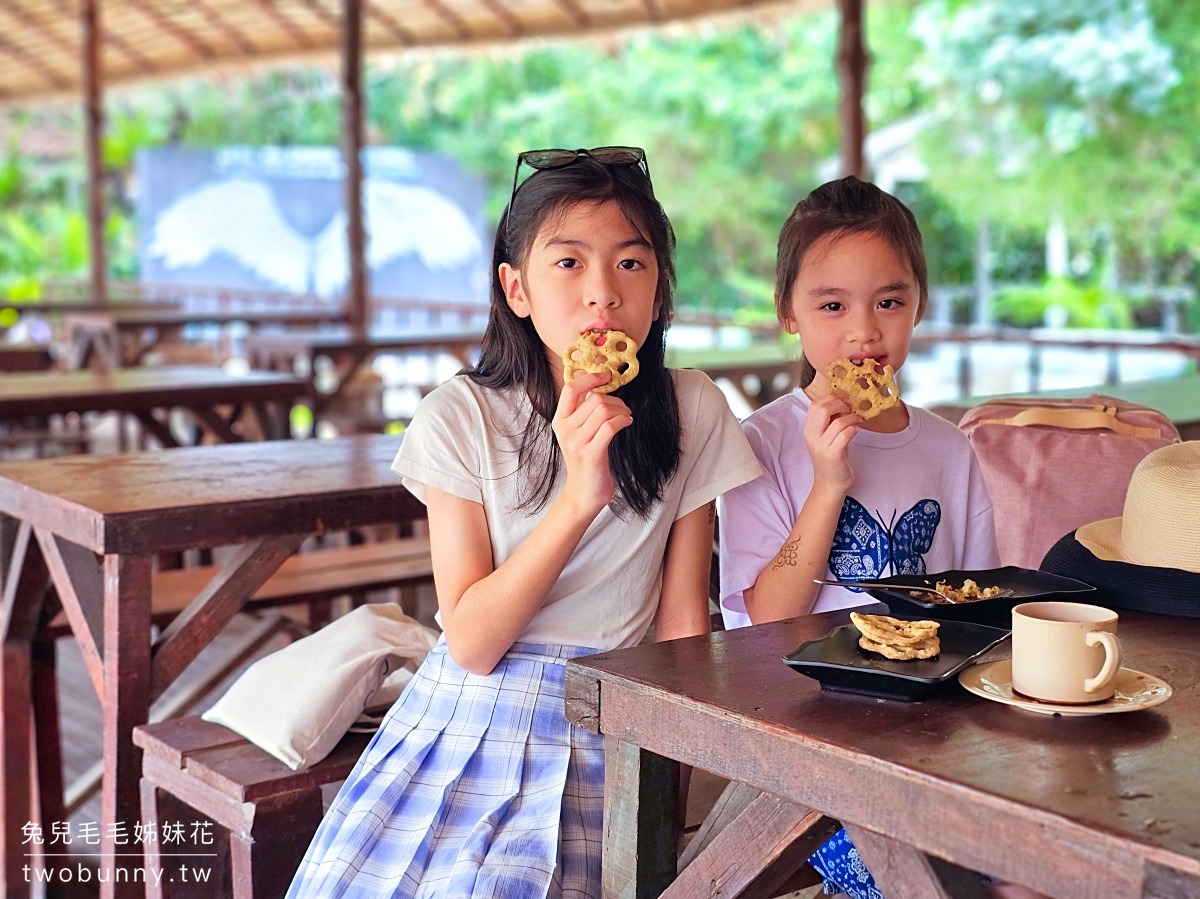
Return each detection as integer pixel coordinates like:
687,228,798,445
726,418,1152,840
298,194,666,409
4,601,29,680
1084,632,1122,694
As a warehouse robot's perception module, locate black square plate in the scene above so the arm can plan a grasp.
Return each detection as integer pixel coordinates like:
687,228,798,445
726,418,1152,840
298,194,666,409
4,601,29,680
860,567,1095,626
783,616,1011,701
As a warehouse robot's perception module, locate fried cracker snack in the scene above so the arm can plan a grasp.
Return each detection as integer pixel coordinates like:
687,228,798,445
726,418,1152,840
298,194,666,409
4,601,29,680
858,635,942,661
850,612,939,645
826,357,900,419
562,330,640,395
850,611,941,660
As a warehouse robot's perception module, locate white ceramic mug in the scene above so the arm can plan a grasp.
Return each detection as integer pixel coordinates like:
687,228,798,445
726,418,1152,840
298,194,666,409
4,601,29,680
1011,602,1122,704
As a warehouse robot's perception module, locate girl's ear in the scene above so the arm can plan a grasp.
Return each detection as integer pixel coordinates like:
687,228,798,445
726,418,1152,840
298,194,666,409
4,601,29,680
499,262,530,318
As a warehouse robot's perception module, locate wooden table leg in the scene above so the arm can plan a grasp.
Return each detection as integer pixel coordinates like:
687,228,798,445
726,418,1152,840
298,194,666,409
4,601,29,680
845,823,991,899
230,790,324,899
31,637,69,885
248,402,289,441
313,348,372,420
664,786,837,899
1144,861,1200,899
99,553,152,899
1,523,51,899
602,738,679,899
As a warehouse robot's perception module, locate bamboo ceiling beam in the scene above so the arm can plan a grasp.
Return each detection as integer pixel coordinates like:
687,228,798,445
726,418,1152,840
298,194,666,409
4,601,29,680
342,0,368,338
253,0,315,49
301,0,344,32
365,2,418,47
46,0,157,74
419,0,472,41
128,0,217,61
836,0,868,179
550,0,591,29
477,0,525,37
191,0,259,56
2,4,74,63
2,0,843,105
637,0,663,23
102,33,156,74
0,33,71,91
81,0,106,305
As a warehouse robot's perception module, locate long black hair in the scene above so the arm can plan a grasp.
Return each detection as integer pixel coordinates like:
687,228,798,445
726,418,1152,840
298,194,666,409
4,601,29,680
776,177,929,386
467,156,681,518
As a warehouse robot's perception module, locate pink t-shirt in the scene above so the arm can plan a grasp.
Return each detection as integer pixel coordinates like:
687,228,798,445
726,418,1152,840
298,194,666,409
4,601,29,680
718,390,1000,628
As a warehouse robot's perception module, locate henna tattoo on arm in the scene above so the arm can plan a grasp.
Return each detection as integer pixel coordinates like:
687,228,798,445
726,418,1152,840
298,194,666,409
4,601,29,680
772,536,800,570
707,501,716,525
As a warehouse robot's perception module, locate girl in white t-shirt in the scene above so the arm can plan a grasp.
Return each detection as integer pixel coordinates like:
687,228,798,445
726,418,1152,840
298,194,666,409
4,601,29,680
719,178,1023,899
288,148,760,899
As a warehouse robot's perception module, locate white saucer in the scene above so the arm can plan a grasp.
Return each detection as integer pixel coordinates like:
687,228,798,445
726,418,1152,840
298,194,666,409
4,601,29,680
958,659,1171,717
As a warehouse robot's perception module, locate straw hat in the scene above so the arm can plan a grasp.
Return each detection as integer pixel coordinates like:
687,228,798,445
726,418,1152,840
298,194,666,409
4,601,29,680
1040,442,1200,618
1076,441,1200,574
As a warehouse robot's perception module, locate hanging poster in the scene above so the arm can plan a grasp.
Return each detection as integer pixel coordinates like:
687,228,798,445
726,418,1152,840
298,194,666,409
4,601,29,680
136,145,489,304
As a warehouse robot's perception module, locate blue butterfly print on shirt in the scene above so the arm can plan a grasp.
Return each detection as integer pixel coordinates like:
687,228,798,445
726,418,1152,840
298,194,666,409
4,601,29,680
829,496,941,588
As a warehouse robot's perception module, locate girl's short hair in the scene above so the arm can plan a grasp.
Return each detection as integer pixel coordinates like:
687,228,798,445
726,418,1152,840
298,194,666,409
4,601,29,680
775,176,928,386
469,156,681,518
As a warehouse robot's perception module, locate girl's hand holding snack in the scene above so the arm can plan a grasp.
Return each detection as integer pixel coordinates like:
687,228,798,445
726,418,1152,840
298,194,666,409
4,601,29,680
553,369,633,517
803,393,860,497
744,391,858,624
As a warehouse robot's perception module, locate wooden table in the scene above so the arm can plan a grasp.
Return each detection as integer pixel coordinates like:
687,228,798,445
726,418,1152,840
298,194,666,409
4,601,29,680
65,308,346,368
247,329,485,421
0,344,54,374
909,327,1200,396
565,608,1200,899
0,366,306,448
666,344,801,410
0,434,423,897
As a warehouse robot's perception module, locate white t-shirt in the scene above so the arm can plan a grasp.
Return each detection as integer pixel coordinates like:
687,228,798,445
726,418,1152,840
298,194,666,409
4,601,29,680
392,368,762,651
719,390,1000,628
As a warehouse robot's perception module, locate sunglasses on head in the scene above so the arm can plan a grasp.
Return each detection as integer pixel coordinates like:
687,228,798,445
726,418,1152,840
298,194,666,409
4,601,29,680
506,146,652,227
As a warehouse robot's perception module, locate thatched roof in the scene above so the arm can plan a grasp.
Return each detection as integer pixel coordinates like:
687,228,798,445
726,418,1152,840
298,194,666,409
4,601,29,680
0,0,827,104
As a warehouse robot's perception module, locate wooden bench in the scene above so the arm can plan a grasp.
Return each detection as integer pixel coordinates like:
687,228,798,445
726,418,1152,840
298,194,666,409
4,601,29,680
44,535,435,638
134,717,371,898
37,537,433,823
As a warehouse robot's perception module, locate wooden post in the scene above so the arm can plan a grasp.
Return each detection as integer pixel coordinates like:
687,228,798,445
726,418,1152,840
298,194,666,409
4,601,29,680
1,524,53,899
837,0,868,180
602,738,680,899
82,0,107,304
99,553,153,899
342,0,368,338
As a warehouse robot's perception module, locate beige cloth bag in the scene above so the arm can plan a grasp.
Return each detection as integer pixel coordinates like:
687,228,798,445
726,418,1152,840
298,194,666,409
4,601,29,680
958,394,1179,570
203,603,440,771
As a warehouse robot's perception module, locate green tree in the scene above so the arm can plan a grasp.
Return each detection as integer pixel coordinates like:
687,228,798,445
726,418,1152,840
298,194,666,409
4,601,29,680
912,0,1185,250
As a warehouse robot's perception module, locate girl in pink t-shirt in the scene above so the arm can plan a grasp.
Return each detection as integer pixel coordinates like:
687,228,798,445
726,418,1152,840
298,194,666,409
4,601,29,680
718,177,1029,899
721,176,999,627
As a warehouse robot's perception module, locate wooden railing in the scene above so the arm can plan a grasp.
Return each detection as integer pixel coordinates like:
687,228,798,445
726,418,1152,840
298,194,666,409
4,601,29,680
16,283,1198,399
910,325,1200,395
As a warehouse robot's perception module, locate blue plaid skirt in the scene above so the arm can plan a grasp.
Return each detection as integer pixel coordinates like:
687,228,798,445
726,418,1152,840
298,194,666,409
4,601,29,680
286,640,604,899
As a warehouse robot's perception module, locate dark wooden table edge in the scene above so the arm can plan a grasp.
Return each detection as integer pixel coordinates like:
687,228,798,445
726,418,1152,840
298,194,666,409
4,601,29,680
0,378,307,418
564,649,1200,897
0,486,422,556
